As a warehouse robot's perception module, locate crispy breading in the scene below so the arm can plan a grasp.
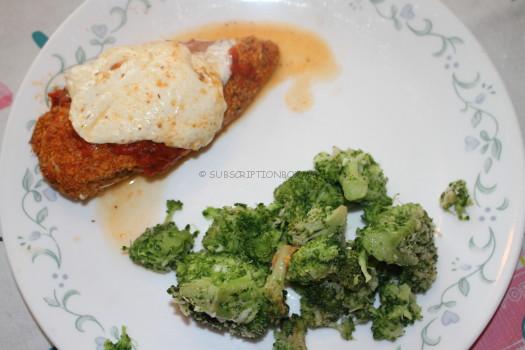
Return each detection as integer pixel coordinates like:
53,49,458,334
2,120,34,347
30,37,279,200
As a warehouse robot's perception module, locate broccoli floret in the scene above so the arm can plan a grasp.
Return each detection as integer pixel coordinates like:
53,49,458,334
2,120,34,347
397,260,436,294
358,203,438,293
361,196,394,225
273,315,308,350
297,281,357,340
337,241,379,300
297,263,376,333
174,304,273,339
287,236,342,284
339,242,378,291
286,205,348,246
125,200,197,272
202,203,282,265
274,171,344,226
103,326,132,350
166,199,183,214
169,252,279,339
314,148,391,205
336,316,356,340
336,245,379,323
290,240,379,333
264,244,297,316
358,203,435,266
299,281,346,328
440,179,473,221
371,283,422,341
314,148,393,224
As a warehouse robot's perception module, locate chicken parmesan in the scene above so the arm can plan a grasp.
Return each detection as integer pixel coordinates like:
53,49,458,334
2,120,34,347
30,37,279,200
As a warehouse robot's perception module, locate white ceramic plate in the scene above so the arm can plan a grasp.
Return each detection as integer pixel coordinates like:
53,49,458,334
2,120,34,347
1,0,524,349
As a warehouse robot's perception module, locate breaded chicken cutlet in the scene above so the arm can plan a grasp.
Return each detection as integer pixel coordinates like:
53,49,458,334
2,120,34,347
30,37,279,200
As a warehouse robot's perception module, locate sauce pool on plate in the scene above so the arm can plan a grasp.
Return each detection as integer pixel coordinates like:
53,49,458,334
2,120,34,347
97,177,165,245
174,21,340,112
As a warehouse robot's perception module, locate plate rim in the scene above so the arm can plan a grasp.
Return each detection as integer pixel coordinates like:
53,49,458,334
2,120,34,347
1,0,524,349
416,0,525,347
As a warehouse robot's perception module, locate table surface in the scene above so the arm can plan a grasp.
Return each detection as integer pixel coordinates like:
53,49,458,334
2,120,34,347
0,1,524,349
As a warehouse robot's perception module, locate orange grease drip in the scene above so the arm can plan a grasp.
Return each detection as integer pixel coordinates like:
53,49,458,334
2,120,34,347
97,177,164,246
174,21,340,112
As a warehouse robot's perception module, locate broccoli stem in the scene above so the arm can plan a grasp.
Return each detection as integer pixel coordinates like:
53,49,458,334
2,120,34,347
164,199,183,224
358,250,372,283
264,244,297,316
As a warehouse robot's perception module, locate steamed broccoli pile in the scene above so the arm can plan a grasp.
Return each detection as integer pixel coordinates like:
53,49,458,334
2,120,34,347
126,147,438,348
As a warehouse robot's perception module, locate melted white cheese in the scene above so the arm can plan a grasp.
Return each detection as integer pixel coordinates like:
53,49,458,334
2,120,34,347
65,40,235,150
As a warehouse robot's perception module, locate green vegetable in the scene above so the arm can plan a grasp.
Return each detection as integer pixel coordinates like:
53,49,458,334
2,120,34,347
398,257,437,294
331,244,378,324
264,244,297,316
314,148,392,212
273,315,308,350
287,205,347,246
371,283,422,341
336,317,356,340
297,281,360,339
339,243,378,293
440,179,473,221
287,236,342,284
298,281,347,329
126,200,197,272
274,171,344,227
169,252,281,339
103,326,132,350
358,203,435,265
202,203,282,265
126,147,440,347
358,203,437,293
